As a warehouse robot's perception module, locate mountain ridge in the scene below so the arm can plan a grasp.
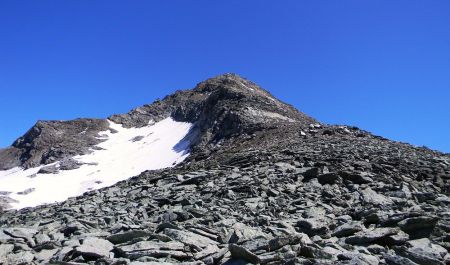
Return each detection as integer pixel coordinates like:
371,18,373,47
0,73,317,171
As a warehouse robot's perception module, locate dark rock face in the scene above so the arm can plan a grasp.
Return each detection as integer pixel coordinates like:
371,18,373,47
0,119,110,170
109,73,317,161
0,73,449,264
0,148,22,170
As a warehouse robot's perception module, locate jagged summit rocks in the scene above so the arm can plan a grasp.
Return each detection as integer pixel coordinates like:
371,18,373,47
0,74,449,264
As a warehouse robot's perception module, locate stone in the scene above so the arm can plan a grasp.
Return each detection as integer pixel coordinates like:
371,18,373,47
59,158,83,170
163,228,218,249
194,244,220,260
34,249,59,262
301,167,320,181
300,245,333,259
75,237,114,258
346,228,400,245
226,223,269,243
332,222,364,237
339,171,373,184
360,188,393,206
317,173,342,185
34,233,52,245
383,254,417,265
5,251,34,264
338,252,379,265
37,164,59,174
297,218,330,236
49,246,73,262
116,241,190,260
229,244,260,264
267,234,307,251
398,216,438,234
394,238,448,265
384,230,410,246
130,135,145,142
2,227,38,246
106,230,152,244
17,188,35,195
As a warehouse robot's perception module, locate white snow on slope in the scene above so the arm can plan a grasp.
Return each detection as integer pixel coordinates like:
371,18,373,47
0,117,193,209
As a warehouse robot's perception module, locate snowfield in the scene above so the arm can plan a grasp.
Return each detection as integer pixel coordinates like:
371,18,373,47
0,117,193,209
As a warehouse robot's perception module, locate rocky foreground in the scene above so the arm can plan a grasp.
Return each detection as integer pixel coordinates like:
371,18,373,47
1,124,449,264
0,74,449,264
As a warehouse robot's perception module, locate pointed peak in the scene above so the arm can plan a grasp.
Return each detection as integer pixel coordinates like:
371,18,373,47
204,73,248,82
194,73,260,93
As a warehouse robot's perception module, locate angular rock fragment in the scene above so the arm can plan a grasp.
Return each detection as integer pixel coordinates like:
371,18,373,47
297,218,330,236
163,228,218,249
317,172,342,185
115,241,189,260
360,188,393,206
346,228,400,245
229,244,261,264
75,237,114,258
393,238,449,265
332,222,364,237
37,165,59,174
398,216,438,238
339,171,373,184
107,230,152,244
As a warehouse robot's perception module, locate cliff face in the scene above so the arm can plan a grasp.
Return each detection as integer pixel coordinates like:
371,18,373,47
0,74,449,264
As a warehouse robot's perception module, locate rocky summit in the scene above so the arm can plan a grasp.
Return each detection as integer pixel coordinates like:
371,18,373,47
0,74,449,265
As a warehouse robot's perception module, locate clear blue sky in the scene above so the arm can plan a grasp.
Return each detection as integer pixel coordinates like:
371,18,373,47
0,1,449,153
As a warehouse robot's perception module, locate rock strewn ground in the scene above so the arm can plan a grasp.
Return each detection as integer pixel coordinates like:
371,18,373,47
1,124,449,264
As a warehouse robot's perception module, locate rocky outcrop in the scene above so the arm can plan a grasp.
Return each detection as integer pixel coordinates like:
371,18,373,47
0,119,110,169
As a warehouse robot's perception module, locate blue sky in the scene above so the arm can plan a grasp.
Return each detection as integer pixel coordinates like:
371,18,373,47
0,1,449,153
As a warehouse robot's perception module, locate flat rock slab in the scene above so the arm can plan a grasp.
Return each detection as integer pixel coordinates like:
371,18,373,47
393,238,449,265
360,188,393,206
106,230,152,244
75,237,114,258
117,240,185,253
332,222,364,237
163,228,218,249
229,243,261,264
398,216,438,232
346,228,400,245
116,241,191,260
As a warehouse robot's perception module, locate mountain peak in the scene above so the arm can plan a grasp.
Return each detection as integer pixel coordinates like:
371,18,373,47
0,75,316,171
1,76,449,265
195,73,258,92
194,73,277,102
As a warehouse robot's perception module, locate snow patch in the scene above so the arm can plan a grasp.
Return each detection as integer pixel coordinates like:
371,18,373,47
0,117,193,209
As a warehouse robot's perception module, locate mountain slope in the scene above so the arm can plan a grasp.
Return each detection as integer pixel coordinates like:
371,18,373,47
0,74,449,264
0,117,192,209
